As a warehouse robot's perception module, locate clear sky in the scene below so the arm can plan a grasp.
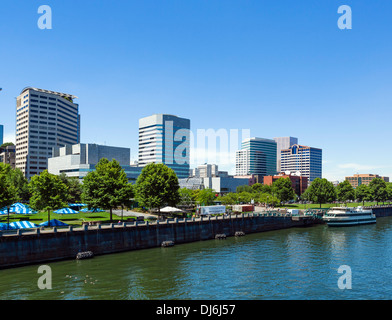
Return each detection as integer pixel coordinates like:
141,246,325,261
1,0,391,181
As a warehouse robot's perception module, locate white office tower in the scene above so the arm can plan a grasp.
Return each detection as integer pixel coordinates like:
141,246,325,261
138,114,190,179
15,87,81,179
273,137,298,172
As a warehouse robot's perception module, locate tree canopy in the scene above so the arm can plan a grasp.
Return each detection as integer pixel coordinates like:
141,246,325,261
336,180,355,204
82,158,133,221
134,163,180,213
271,177,295,204
302,178,336,208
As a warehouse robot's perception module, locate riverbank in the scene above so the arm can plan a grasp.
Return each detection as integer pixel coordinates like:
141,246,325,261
0,212,314,269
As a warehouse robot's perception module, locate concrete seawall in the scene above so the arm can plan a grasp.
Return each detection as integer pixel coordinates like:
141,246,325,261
0,213,311,269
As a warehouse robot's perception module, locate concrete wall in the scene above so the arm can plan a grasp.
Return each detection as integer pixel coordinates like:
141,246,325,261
0,214,308,269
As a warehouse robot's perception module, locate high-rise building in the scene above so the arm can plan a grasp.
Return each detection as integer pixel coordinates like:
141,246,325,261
235,137,277,177
345,174,389,188
0,144,16,169
15,87,81,179
191,164,228,178
138,114,190,179
273,136,298,172
280,144,322,182
0,125,3,145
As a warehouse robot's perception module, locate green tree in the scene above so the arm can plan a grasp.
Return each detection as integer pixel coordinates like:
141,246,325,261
251,183,272,195
196,188,216,206
29,170,68,226
0,165,20,229
0,164,30,202
255,193,279,206
369,178,388,205
387,183,392,203
336,180,355,204
82,158,133,221
355,183,371,206
304,178,336,208
236,185,253,193
58,173,83,203
237,191,253,204
271,177,295,204
134,163,180,214
179,188,195,206
218,192,238,205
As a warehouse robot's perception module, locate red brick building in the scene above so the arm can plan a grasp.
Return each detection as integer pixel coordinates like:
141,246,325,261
263,172,308,196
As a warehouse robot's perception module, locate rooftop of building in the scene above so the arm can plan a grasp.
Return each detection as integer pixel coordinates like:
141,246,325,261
20,87,78,100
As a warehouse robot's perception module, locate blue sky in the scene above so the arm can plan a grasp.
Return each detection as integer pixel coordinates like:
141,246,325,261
1,0,392,181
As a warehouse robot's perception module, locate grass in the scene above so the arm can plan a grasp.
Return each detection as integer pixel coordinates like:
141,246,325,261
0,210,139,227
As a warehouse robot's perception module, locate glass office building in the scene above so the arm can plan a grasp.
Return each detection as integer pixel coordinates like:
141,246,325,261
138,114,190,179
280,144,322,182
0,125,3,145
236,137,277,177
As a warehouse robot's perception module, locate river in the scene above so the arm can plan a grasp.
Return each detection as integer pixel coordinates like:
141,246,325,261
1,216,392,300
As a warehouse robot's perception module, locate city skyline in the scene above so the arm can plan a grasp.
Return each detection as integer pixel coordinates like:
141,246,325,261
1,1,392,181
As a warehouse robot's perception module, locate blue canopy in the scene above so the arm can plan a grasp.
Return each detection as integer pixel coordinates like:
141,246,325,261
8,221,38,229
68,203,87,207
0,223,10,230
0,203,37,214
39,219,69,227
54,208,79,214
80,208,105,213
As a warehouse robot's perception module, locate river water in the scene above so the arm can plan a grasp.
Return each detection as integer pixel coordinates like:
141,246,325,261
1,216,392,300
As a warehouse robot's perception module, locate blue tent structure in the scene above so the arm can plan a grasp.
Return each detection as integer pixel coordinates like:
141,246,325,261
39,219,69,227
8,221,38,229
0,203,37,214
54,208,79,214
80,208,105,213
0,223,10,230
68,203,87,207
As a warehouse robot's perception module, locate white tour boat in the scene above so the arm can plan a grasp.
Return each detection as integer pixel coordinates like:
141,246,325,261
323,206,376,227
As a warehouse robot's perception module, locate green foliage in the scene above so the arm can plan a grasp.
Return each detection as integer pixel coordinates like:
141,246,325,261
251,183,272,194
0,142,14,148
355,184,371,205
336,180,355,204
196,188,216,206
58,173,83,203
179,188,195,206
82,158,133,220
303,178,336,208
236,185,253,193
0,163,29,202
271,177,295,204
368,178,388,204
134,163,180,212
28,170,68,211
0,165,19,210
218,192,238,205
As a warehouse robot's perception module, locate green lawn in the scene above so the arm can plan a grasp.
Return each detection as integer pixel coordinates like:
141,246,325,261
0,210,138,227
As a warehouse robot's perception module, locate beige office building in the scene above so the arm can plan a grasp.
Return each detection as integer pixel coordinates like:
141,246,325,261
345,174,389,188
15,87,80,179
